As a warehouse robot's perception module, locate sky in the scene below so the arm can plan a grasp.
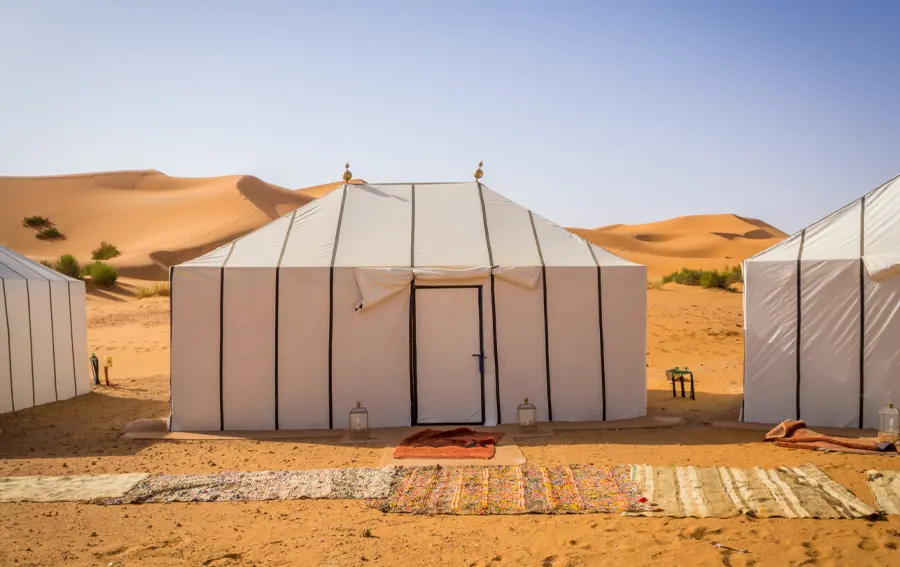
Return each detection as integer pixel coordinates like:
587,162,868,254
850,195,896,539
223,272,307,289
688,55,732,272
0,0,897,234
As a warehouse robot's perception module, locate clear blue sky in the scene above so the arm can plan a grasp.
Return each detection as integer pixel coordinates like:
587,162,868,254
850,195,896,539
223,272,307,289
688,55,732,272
1,0,897,233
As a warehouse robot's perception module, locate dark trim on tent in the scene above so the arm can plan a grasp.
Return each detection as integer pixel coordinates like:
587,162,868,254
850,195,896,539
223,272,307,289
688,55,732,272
273,209,299,431
410,284,486,426
476,181,501,424
48,281,58,401
167,266,173,430
795,229,807,420
528,211,553,421
585,242,608,421
408,184,417,425
858,195,867,429
25,281,35,407
2,279,14,411
219,243,237,431
327,185,350,429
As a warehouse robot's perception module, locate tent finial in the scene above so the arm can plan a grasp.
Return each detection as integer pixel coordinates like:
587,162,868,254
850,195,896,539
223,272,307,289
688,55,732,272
474,161,484,181
343,163,352,183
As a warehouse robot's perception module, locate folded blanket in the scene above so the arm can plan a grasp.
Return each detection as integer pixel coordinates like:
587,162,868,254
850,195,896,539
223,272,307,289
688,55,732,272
392,428,503,459
764,420,896,455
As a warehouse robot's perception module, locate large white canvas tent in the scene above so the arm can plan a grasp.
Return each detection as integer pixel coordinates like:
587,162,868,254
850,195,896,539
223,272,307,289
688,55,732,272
743,173,900,429
169,181,647,432
0,245,90,414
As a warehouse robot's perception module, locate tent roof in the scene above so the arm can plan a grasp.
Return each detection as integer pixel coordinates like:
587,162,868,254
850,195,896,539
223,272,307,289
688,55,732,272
749,173,900,262
181,182,640,269
0,245,75,281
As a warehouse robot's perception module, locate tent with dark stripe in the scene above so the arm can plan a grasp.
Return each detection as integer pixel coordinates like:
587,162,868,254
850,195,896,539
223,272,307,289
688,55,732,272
0,245,91,414
743,173,900,429
169,181,647,432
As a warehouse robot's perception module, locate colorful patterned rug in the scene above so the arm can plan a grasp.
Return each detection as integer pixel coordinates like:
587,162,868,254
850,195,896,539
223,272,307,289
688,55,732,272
630,463,878,519
866,470,900,515
368,464,653,515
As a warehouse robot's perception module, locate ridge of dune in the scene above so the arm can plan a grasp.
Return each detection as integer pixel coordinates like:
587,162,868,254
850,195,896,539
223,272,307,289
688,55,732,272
570,213,787,279
0,170,313,279
296,178,366,199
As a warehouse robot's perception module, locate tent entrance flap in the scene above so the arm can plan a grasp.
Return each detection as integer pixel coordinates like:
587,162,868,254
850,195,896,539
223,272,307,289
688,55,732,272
412,286,484,425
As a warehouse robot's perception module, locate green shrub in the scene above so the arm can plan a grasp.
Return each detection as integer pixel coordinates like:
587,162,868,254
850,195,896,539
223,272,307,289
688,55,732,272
91,241,121,260
648,279,665,290
700,270,730,290
40,260,54,269
23,215,49,228
35,226,62,240
726,264,743,285
86,261,118,287
136,282,170,299
53,254,83,279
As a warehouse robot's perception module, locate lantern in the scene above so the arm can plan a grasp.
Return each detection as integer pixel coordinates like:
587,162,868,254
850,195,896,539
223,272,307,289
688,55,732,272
878,402,899,444
349,401,369,441
517,398,537,433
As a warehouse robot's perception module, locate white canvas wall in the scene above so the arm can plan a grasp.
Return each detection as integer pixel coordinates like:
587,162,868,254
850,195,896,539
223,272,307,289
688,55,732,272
0,246,90,415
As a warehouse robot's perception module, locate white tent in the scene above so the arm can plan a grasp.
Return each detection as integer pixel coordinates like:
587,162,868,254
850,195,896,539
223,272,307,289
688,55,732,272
743,173,900,429
0,245,90,414
169,181,647,432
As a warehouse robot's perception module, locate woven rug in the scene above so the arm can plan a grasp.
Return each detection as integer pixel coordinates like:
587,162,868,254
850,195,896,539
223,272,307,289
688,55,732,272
368,464,653,515
97,467,396,505
866,470,900,514
630,464,877,519
0,474,149,503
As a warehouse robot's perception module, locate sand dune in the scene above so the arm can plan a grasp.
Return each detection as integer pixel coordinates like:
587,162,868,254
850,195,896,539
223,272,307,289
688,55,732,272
0,170,312,279
1,170,784,283
570,213,787,279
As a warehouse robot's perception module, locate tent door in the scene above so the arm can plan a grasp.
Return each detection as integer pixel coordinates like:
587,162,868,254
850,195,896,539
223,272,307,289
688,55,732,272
412,285,484,425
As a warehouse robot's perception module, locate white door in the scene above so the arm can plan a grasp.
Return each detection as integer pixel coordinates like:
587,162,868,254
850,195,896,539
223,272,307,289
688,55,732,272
414,286,483,424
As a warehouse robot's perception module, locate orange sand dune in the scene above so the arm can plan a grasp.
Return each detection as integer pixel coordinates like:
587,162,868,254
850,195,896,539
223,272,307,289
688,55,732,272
570,213,787,279
0,170,312,279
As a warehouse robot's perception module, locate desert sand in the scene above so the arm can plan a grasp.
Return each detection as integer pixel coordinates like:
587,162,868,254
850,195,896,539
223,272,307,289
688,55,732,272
1,172,897,566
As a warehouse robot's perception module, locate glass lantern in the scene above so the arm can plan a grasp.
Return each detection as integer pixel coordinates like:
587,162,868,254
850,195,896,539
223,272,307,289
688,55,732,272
517,398,537,433
878,402,899,444
349,401,369,441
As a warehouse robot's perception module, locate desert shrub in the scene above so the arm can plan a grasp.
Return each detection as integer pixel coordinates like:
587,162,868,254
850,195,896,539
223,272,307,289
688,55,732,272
663,267,702,286
35,226,62,240
91,241,121,260
726,264,743,284
700,270,730,290
648,279,665,290
22,215,49,228
136,282,170,299
53,254,83,279
86,261,118,287
40,260,54,269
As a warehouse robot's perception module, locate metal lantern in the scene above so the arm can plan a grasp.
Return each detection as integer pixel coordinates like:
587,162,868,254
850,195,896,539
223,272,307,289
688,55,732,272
349,401,369,441
517,398,537,433
878,402,900,444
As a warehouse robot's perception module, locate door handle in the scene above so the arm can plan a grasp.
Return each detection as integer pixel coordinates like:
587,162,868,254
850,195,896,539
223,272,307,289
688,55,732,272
472,353,484,373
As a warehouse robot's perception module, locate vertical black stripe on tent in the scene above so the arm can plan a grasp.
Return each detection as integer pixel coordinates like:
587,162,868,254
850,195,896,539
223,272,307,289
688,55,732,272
476,181,501,424
273,209,299,430
858,195,867,429
795,229,806,420
48,281,58,401
25,281,35,407
585,242,608,421
327,185,350,429
219,243,237,431
409,185,417,425
528,211,553,421
2,279,14,411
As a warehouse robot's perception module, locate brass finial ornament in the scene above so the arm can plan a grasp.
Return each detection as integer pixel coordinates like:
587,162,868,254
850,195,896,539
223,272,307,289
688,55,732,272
342,163,352,182
474,161,484,181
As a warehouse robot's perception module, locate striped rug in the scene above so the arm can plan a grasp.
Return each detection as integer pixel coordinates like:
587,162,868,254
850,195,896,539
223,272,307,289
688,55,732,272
630,464,877,519
866,470,900,515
